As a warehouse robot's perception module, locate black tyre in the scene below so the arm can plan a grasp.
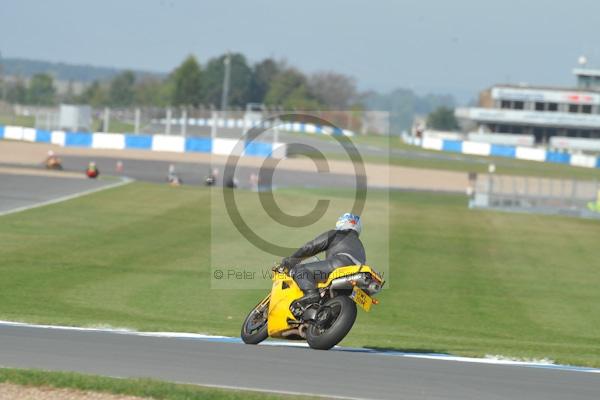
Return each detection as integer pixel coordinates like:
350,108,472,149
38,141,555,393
241,300,269,345
306,296,357,350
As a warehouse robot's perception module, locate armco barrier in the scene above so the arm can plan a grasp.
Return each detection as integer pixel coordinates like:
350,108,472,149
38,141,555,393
421,137,600,169
0,125,286,158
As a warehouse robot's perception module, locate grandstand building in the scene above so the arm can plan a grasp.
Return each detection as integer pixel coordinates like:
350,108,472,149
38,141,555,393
456,66,600,144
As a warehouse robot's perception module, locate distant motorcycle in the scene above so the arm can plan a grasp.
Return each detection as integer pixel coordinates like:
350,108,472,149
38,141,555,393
45,156,63,170
241,261,384,350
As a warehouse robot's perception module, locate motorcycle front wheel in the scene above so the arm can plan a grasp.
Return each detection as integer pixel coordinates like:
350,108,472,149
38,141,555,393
306,296,357,350
241,300,269,345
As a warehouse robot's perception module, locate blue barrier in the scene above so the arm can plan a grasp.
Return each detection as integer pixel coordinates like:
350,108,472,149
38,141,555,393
442,139,463,153
245,141,273,157
35,129,52,143
124,134,152,150
315,125,322,134
546,151,571,164
0,125,285,158
185,137,212,153
597,157,600,169
65,132,93,147
490,144,516,158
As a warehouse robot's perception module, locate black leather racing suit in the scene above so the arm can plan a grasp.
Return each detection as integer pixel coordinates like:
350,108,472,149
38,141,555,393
282,229,366,292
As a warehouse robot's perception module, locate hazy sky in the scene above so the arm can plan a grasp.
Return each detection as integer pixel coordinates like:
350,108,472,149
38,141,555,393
1,0,599,100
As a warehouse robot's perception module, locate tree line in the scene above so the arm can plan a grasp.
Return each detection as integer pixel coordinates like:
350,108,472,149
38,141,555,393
2,53,361,111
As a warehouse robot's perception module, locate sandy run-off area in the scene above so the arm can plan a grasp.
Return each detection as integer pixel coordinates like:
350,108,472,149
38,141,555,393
0,140,469,192
0,383,149,400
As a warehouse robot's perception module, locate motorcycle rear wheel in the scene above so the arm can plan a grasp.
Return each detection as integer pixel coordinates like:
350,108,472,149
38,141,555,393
306,296,357,350
241,301,269,345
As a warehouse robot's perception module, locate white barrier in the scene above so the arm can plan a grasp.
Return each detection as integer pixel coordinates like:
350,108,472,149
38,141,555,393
422,137,443,151
462,141,491,156
550,136,600,153
468,132,535,147
92,133,125,150
4,126,24,140
271,142,287,159
516,146,546,162
51,131,66,146
570,154,597,168
212,138,242,156
22,128,37,142
151,135,185,153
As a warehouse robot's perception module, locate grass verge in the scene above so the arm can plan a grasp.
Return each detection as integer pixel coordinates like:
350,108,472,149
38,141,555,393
0,183,599,367
0,368,315,399
286,131,600,179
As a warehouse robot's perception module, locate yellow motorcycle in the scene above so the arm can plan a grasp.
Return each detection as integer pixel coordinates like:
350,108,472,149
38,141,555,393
241,262,384,350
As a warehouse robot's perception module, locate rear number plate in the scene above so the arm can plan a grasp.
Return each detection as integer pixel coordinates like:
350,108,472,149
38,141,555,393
350,286,372,312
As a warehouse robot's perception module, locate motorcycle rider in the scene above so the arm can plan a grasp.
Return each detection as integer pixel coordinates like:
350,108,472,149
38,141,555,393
281,213,365,308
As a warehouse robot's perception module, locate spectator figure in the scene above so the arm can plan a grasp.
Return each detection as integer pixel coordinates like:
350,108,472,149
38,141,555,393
86,161,99,178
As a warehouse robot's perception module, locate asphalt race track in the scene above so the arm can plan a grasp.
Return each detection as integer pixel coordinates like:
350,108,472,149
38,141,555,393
46,155,362,190
0,172,116,215
0,323,599,400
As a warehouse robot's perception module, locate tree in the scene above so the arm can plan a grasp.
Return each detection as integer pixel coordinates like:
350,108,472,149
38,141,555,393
6,81,27,104
109,71,135,107
78,81,108,107
171,55,203,107
134,77,172,107
203,53,253,108
265,68,321,110
426,106,459,131
249,58,282,103
308,71,357,109
364,89,456,133
26,73,55,105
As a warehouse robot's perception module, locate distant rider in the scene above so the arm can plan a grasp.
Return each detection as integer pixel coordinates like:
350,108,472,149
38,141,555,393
281,213,365,308
86,161,99,178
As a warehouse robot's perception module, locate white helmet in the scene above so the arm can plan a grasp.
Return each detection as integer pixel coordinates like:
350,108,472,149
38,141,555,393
335,213,362,235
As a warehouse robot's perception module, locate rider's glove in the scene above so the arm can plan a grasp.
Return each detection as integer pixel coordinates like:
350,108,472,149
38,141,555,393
272,263,287,273
281,257,297,269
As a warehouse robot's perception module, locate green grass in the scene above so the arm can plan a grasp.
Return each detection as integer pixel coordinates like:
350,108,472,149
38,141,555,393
388,153,600,179
92,118,135,133
1,183,599,367
0,368,314,399
0,114,35,127
287,131,600,179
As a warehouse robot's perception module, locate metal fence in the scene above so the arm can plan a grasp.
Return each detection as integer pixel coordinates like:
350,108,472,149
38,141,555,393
471,173,600,219
0,103,390,137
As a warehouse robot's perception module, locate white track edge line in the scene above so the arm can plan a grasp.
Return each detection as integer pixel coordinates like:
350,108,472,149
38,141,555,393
0,177,133,217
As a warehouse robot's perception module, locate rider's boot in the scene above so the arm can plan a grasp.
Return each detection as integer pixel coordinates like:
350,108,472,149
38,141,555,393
290,289,320,318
